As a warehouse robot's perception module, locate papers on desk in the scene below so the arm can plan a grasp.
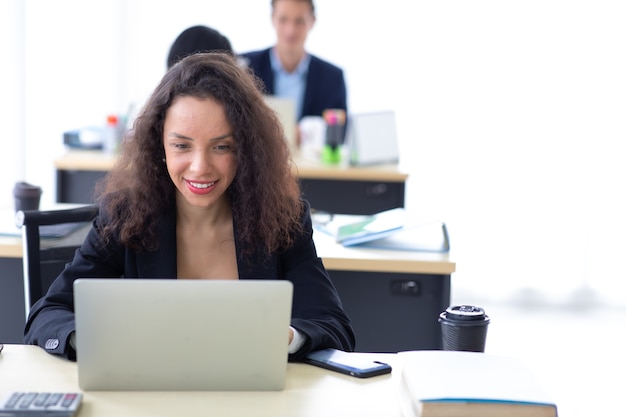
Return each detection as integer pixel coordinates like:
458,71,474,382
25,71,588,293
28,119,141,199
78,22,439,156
312,208,450,252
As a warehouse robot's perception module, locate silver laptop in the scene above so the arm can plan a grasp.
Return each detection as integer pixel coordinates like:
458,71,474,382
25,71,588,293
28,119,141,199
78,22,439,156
74,278,293,391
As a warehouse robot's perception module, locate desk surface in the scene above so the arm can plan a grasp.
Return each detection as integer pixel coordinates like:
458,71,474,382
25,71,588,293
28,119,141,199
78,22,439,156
54,150,409,182
0,344,402,417
314,230,454,275
0,235,21,258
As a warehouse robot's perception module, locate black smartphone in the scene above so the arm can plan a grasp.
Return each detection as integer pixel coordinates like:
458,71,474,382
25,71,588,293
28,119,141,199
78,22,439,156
303,348,392,378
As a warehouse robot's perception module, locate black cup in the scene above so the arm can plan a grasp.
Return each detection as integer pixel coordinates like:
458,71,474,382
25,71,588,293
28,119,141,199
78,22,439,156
439,305,490,352
13,182,42,212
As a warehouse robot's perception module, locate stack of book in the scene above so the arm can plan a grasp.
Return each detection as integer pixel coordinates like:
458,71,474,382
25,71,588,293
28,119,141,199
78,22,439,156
396,350,558,417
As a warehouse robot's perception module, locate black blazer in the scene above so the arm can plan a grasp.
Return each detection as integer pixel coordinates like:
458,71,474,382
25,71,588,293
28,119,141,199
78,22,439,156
241,48,347,120
23,201,355,361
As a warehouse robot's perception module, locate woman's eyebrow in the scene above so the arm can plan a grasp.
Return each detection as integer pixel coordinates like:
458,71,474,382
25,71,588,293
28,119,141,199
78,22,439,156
209,133,234,142
167,132,193,140
166,132,233,141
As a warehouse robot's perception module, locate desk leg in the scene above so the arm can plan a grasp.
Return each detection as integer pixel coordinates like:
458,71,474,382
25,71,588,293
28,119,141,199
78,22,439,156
328,270,450,352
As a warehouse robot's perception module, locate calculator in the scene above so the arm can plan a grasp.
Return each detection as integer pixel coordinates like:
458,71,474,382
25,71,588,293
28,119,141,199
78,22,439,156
0,392,83,417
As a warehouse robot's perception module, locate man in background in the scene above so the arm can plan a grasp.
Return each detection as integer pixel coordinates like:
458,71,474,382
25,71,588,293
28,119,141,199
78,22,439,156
240,0,347,122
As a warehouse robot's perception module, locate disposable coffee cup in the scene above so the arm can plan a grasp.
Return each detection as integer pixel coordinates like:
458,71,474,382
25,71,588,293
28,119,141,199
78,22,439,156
13,182,42,212
439,305,490,352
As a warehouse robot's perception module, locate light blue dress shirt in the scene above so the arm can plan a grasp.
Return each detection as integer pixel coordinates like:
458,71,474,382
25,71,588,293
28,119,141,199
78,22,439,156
270,48,310,120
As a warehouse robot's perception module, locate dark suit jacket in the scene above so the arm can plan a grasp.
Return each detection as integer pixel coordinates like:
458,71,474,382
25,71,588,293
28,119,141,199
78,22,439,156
23,201,355,362
241,48,347,120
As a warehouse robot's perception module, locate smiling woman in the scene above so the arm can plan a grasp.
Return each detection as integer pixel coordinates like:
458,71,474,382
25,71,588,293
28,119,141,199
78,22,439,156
23,52,356,363
98,53,303,260
163,97,237,207
162,95,239,280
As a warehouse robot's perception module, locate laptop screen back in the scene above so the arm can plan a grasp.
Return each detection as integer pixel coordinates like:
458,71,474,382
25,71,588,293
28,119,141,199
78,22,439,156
74,278,293,391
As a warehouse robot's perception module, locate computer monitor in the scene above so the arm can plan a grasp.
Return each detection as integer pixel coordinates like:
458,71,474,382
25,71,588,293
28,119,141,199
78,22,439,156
264,96,297,150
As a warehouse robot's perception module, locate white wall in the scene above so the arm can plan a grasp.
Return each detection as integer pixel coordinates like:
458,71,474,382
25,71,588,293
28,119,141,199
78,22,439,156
4,0,626,306
0,0,25,201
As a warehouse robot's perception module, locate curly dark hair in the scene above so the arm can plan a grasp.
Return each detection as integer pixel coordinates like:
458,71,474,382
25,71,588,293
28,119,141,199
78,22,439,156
95,52,303,259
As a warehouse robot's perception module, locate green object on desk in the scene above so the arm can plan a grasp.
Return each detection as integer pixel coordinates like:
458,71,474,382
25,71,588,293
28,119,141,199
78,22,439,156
321,145,341,164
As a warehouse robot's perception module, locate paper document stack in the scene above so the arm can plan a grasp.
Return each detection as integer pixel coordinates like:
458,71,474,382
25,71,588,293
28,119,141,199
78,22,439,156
312,208,450,252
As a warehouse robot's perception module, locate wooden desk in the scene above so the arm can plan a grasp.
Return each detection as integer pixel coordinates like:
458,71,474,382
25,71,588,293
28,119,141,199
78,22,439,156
0,204,90,344
0,234,21,258
0,208,28,346
0,220,455,352
0,344,402,417
54,150,408,215
314,231,454,353
0,235,26,345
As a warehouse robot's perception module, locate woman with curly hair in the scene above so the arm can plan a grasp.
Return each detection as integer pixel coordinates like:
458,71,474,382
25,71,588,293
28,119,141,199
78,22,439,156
24,52,355,362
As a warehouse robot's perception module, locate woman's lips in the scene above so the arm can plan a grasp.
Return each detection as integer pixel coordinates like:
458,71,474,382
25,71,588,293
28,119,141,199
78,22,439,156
186,179,217,195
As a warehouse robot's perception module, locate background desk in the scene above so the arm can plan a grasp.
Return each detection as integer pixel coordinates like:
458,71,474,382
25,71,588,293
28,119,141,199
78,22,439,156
0,230,454,351
54,150,408,215
0,344,402,417
0,235,22,344
314,231,454,353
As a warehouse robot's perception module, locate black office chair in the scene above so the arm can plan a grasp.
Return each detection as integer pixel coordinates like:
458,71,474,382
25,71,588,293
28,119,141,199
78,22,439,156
15,204,99,318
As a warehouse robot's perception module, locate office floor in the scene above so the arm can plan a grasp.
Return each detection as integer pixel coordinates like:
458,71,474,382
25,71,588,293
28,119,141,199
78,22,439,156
467,297,625,417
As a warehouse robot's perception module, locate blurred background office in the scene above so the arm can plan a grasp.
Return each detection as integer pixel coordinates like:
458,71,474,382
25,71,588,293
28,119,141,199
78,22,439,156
2,0,626,307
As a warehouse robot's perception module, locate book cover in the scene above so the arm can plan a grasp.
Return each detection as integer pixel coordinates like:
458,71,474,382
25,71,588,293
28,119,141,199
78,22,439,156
312,208,450,252
335,207,405,246
397,350,557,417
